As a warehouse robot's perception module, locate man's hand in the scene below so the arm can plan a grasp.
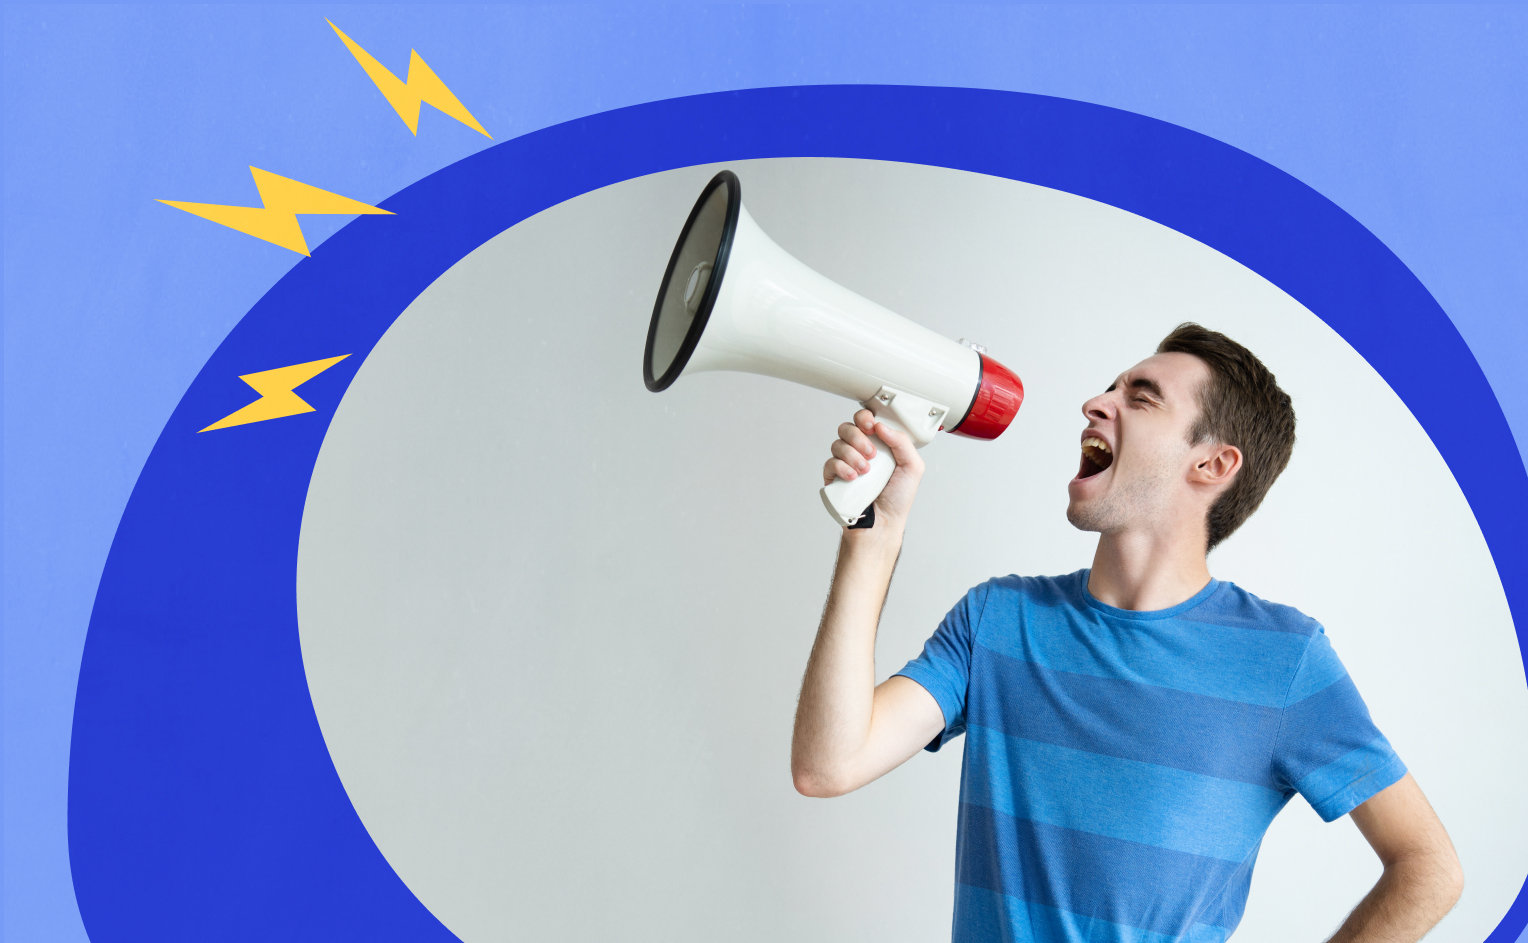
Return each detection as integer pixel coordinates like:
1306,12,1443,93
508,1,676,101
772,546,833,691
823,408,926,529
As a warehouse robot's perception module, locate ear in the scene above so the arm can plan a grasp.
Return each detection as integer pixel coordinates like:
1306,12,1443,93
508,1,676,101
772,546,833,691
1191,443,1242,489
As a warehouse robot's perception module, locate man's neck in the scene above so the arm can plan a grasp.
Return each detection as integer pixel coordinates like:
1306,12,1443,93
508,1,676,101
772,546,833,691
1087,529,1213,612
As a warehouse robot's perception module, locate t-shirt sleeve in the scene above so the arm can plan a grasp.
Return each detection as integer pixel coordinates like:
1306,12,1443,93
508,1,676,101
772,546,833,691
891,581,989,753
1270,625,1407,822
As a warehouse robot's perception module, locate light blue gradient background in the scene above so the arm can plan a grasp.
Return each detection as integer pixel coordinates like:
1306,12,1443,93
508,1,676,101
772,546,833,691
3,4,1524,941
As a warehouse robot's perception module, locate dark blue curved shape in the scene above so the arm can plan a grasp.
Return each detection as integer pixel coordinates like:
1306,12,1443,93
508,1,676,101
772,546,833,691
70,85,1526,942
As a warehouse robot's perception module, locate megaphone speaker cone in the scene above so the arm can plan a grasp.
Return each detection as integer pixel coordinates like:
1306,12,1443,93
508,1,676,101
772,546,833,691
645,171,740,392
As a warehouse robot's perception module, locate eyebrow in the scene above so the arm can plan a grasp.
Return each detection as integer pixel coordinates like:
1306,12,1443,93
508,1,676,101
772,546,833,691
1105,376,1166,400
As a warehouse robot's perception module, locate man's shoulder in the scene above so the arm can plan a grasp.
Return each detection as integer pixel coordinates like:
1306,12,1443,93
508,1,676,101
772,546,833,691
970,569,1088,607
1195,578,1323,639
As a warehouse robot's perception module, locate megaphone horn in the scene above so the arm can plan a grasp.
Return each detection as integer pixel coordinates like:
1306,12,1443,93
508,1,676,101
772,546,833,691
646,170,1024,526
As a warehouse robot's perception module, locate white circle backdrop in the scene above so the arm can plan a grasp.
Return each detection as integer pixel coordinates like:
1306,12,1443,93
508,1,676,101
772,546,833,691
297,159,1523,943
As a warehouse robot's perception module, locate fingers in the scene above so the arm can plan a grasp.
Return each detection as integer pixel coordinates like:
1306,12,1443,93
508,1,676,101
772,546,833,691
854,408,876,434
824,409,927,486
825,411,878,485
836,419,877,462
823,457,862,486
822,409,926,519
832,438,872,472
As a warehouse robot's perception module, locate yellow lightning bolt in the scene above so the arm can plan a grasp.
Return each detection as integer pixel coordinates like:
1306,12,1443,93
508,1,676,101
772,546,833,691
328,20,492,138
200,355,352,433
159,168,392,255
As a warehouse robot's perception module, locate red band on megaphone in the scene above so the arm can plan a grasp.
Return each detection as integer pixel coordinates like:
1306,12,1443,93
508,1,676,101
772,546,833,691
949,354,1024,440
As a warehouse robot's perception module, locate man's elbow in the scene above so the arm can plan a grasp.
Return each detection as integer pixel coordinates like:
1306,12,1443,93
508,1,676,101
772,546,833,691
1418,843,1465,907
1395,847,1464,913
1439,851,1465,907
792,765,847,798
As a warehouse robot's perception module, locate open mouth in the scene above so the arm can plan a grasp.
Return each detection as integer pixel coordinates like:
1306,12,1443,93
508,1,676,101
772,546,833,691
1077,436,1113,479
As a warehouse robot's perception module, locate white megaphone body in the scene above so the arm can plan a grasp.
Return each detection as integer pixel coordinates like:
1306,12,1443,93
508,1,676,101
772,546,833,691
646,170,1024,526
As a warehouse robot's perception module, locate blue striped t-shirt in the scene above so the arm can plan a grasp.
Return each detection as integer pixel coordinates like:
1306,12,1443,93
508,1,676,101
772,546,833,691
893,569,1406,943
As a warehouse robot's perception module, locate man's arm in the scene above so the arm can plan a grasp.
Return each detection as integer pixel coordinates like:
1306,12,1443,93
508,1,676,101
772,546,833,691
1321,773,1463,943
790,410,946,799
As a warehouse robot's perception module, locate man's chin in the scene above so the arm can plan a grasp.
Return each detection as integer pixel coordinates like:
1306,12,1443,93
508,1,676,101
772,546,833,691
1065,502,1101,533
1068,488,1125,534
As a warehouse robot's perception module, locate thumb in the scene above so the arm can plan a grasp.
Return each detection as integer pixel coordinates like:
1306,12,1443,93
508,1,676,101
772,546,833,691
873,420,921,468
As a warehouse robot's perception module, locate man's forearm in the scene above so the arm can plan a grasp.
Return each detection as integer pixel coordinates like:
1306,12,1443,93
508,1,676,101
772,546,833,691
790,523,905,795
1323,853,1463,943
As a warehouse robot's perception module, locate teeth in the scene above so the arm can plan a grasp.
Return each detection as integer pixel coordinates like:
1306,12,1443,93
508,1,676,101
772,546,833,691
1080,435,1113,477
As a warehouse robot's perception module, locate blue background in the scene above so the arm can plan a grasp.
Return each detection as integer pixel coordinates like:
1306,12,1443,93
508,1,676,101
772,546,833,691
4,4,1525,941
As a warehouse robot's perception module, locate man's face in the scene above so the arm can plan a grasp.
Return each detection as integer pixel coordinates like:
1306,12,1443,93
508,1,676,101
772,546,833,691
1066,351,1212,537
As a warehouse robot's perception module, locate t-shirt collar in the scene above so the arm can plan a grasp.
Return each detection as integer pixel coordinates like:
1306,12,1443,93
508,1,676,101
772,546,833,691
1077,568,1222,621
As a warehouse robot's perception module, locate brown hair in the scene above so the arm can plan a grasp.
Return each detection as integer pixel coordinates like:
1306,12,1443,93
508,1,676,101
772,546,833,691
1157,323,1296,552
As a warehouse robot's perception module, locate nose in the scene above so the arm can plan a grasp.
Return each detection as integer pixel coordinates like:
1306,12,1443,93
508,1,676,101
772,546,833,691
1081,389,1115,422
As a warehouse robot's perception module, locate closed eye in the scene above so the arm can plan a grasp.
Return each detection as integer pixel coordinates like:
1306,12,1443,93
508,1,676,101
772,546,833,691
1107,375,1166,404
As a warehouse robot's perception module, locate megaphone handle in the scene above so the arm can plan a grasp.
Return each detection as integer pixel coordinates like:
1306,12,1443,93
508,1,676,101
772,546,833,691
819,422,902,527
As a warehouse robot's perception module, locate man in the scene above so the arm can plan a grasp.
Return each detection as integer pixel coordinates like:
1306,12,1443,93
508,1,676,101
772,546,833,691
790,324,1462,942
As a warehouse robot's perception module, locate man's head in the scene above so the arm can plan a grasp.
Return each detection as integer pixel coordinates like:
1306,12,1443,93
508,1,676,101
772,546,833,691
1066,323,1295,553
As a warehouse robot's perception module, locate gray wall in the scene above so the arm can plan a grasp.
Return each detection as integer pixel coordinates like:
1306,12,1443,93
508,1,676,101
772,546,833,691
296,159,1523,942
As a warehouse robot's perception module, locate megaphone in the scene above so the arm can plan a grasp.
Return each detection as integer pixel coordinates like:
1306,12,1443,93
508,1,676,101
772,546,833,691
646,170,1024,526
